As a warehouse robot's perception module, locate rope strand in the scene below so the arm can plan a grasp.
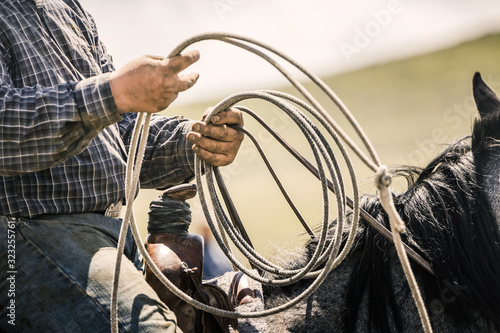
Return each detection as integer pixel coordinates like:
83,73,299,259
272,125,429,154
376,166,432,333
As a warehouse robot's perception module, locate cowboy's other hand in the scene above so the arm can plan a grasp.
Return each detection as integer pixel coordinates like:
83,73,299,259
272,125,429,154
187,107,244,166
110,51,200,114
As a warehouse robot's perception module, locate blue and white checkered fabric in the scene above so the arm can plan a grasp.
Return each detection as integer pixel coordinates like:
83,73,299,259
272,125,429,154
0,0,195,217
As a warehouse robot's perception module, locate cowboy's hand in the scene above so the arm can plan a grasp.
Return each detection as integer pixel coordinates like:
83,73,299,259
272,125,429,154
110,51,200,114
187,107,244,166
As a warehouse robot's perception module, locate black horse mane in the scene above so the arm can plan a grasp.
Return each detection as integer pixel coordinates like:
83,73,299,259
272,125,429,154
344,136,500,332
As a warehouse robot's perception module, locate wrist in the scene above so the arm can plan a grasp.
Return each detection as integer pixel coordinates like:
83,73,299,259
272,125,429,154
73,73,122,131
109,71,130,114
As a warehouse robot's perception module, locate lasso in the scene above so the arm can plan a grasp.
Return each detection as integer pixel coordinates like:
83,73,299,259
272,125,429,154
110,32,432,333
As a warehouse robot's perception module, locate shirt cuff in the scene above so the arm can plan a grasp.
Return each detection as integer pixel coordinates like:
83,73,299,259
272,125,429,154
176,120,197,179
72,73,122,134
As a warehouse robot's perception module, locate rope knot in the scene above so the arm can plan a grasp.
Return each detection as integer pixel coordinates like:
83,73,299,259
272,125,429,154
375,165,406,234
375,165,392,189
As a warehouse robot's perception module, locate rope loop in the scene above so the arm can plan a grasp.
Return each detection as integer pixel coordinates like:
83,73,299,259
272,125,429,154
109,32,433,333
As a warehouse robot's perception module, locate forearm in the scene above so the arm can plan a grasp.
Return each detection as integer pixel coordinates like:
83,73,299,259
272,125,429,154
0,73,121,176
119,114,196,189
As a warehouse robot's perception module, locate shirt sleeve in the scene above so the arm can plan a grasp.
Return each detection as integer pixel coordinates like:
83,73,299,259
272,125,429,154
119,113,197,189
0,53,122,177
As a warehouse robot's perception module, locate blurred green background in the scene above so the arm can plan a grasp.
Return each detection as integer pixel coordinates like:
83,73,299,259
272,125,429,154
131,33,500,262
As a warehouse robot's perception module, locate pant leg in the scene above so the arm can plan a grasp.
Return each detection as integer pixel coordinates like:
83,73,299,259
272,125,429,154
0,213,182,333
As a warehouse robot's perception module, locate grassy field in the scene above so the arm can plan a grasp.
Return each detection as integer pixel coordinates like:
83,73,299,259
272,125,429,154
131,33,500,262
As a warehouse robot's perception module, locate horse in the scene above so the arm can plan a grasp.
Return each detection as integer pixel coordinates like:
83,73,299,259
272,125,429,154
257,72,500,332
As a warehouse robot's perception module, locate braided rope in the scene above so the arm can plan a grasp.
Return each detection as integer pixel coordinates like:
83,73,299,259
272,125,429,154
111,112,152,332
110,32,432,333
375,166,432,333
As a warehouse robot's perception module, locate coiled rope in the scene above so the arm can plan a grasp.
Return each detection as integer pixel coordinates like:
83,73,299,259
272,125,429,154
110,32,432,333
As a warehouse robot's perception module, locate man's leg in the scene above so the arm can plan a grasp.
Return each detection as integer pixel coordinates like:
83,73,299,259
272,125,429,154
0,213,181,332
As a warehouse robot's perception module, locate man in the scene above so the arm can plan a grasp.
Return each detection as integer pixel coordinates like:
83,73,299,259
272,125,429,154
0,0,243,331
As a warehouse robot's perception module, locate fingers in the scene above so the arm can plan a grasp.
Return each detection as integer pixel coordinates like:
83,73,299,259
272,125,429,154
201,107,244,125
188,131,243,166
211,109,244,126
110,52,201,114
190,108,244,141
190,145,235,166
164,50,200,73
164,51,200,93
177,72,200,92
187,107,245,166
189,123,243,146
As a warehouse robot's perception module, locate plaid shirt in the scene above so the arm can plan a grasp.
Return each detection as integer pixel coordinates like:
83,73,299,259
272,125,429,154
0,0,195,217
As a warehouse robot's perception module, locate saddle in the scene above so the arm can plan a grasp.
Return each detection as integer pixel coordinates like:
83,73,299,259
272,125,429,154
143,184,258,333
